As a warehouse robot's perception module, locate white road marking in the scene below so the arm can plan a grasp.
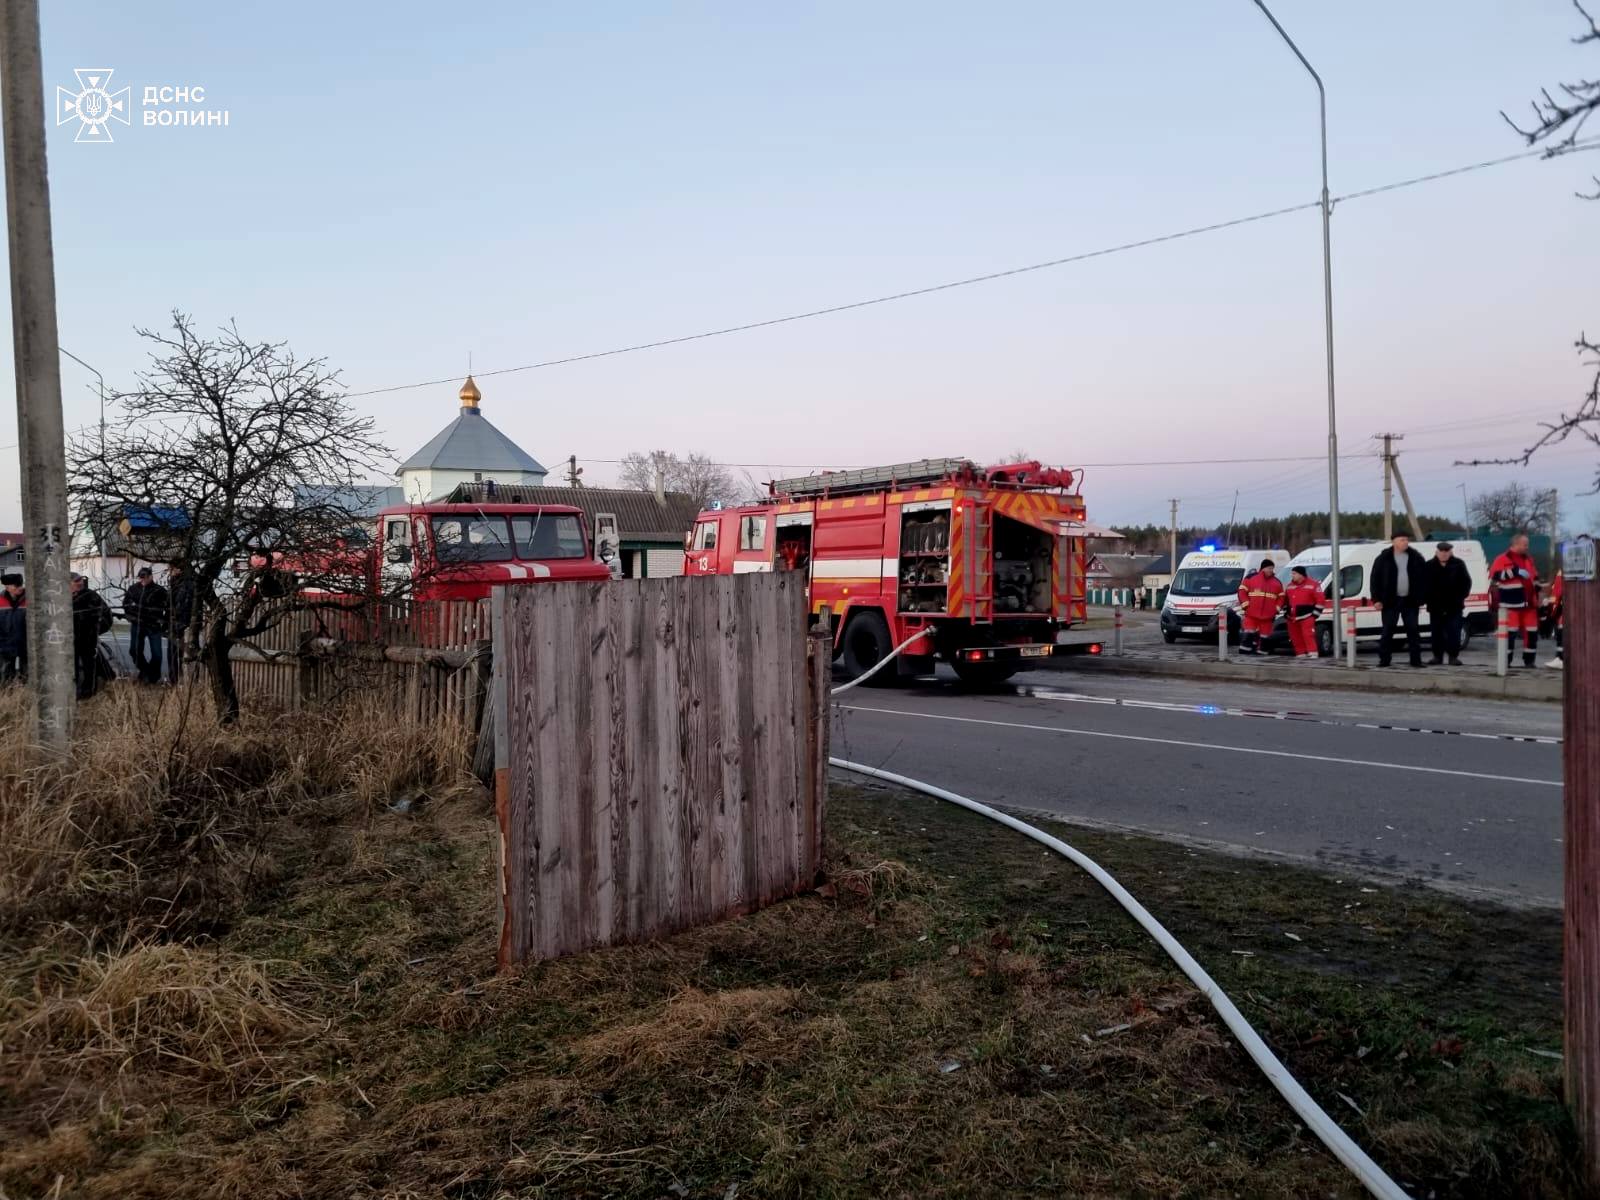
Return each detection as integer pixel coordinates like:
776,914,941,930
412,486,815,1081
839,704,1562,788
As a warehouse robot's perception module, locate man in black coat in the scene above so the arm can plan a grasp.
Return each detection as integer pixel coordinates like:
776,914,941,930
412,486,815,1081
1369,533,1428,668
123,566,169,684
0,572,25,684
165,560,195,683
70,574,113,698
1423,541,1473,666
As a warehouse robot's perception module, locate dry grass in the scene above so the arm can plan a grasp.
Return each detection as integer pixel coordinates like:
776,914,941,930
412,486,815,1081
576,985,801,1076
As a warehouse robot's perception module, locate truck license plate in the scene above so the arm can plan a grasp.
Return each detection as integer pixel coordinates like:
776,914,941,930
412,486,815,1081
1018,645,1051,658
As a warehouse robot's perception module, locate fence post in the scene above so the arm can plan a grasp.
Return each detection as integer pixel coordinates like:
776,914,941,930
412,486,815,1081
1113,603,1124,657
1217,607,1228,662
1346,604,1358,669
806,608,833,882
1563,561,1600,1191
295,629,315,711
1496,605,1509,678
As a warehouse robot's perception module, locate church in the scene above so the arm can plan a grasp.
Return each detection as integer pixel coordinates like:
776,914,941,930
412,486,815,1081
397,376,547,502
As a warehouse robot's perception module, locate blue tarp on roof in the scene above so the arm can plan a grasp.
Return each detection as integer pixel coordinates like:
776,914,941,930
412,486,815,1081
122,505,190,530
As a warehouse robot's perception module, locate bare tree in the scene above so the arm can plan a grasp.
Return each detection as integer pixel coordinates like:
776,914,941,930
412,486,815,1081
70,314,394,723
1468,483,1560,534
1479,2,1600,491
616,450,738,509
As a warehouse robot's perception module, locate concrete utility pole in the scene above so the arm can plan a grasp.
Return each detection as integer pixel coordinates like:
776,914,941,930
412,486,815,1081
1376,433,1423,541
0,0,73,750
1251,0,1344,658
1168,498,1179,592
1562,536,1600,1191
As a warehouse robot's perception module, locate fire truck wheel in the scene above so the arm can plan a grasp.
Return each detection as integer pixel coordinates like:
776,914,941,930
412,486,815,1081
841,611,898,686
951,660,1018,687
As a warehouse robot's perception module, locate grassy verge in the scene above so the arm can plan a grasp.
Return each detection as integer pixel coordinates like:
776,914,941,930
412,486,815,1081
0,696,1575,1198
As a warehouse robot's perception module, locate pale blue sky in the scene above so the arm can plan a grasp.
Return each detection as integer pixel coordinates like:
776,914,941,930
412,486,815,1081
5,1,1598,534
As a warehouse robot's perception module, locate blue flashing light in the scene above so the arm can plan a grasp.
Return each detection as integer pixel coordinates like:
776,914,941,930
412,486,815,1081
1199,543,1217,553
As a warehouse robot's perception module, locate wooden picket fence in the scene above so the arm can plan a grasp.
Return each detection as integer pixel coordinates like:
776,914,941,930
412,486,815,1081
230,597,491,727
493,573,829,967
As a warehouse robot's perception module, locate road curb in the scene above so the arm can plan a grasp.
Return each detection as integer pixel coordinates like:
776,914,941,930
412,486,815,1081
1054,653,1562,703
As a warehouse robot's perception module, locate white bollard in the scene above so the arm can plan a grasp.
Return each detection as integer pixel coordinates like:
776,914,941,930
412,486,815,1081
1113,604,1124,656
1496,605,1509,678
1217,607,1228,661
1346,604,1358,669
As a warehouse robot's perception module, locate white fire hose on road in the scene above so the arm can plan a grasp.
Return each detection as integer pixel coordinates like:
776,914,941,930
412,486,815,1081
827,639,1410,1200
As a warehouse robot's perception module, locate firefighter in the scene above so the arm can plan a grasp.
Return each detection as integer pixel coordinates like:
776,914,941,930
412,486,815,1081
1284,564,1323,659
0,572,24,684
1236,558,1285,655
1546,569,1564,670
1490,533,1541,668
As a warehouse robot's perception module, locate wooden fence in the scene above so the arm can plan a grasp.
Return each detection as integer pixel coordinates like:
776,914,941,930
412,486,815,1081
230,598,491,727
493,573,828,967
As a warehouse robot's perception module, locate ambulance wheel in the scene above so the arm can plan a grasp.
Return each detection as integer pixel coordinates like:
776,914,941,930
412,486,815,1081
1316,623,1333,658
841,611,897,686
1162,630,1177,644
951,660,1018,687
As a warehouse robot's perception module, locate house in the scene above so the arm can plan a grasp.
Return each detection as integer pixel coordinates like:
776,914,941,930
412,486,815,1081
69,505,191,604
397,377,547,502
1139,553,1174,591
445,481,700,578
0,532,22,575
1093,553,1161,588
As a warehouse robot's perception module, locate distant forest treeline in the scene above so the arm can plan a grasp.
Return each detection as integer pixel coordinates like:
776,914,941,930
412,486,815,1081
1109,511,1458,557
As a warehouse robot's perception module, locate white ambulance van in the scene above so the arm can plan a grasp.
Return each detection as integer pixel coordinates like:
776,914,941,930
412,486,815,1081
1159,548,1289,643
1283,540,1490,656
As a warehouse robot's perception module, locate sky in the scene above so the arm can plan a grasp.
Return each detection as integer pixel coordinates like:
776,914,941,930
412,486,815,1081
3,0,1598,536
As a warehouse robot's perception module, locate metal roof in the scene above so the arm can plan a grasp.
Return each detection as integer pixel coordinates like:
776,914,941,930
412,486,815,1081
446,483,700,544
398,409,546,474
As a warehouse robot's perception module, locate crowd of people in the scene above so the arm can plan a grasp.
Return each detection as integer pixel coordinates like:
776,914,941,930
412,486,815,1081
0,560,197,698
1234,532,1564,669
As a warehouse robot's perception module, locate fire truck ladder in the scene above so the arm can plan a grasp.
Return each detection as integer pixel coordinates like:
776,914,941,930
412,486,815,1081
967,501,993,623
770,457,972,499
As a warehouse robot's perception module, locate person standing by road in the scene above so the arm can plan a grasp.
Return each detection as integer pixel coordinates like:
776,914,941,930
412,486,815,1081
1490,533,1541,669
0,573,25,684
1236,558,1285,655
1423,541,1472,666
123,566,169,685
1546,569,1564,671
165,560,195,683
1284,564,1323,659
70,574,113,698
1370,533,1428,668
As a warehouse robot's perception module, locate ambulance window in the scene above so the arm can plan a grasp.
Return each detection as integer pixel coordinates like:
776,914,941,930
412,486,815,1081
739,515,765,551
693,521,718,551
1335,564,1363,599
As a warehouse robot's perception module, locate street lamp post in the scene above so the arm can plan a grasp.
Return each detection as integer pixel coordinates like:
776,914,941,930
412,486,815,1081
1251,0,1344,658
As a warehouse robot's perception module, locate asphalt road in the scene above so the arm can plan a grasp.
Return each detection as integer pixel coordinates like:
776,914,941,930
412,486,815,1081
831,665,1564,906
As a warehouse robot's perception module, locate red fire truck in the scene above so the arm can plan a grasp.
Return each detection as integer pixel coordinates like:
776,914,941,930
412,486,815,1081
372,501,613,600
683,458,1094,684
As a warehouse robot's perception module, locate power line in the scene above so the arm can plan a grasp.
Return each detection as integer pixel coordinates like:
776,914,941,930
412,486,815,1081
341,138,1600,401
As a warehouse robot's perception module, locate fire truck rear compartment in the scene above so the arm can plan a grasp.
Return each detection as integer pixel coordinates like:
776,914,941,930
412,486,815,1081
993,515,1052,614
897,509,950,614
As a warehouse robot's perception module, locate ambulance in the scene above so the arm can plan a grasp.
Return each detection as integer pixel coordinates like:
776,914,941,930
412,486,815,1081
1282,539,1491,656
1159,547,1287,643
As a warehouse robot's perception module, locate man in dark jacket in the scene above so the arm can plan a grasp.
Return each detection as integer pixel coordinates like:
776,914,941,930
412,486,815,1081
1423,542,1473,666
123,566,169,684
1369,534,1428,668
165,560,195,683
0,572,25,684
71,574,113,698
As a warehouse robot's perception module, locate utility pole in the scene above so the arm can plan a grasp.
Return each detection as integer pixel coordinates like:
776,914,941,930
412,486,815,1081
1459,483,1470,532
1252,0,1343,658
1168,498,1179,593
1376,433,1423,540
565,453,583,488
1,0,73,751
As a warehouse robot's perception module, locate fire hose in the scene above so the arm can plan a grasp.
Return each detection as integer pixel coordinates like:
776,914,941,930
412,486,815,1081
828,644,1410,1200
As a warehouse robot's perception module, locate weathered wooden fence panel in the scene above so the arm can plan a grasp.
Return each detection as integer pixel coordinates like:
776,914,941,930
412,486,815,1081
230,598,490,727
495,573,827,967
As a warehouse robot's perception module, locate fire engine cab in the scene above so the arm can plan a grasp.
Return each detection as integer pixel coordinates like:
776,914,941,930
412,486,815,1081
684,458,1093,684
374,501,613,601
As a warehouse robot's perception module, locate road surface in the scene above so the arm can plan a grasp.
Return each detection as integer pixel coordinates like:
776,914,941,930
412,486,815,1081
831,665,1563,906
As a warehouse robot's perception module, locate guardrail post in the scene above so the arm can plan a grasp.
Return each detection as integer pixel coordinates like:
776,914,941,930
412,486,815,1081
1496,605,1509,678
1113,603,1124,657
1217,608,1228,661
1345,604,1358,668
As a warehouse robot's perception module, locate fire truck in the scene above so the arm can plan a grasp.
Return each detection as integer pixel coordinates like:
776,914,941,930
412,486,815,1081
373,501,613,600
683,458,1094,684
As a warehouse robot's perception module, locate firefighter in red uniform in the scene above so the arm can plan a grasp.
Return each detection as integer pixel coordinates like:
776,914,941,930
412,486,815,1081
1490,533,1541,668
1284,564,1323,659
1546,569,1564,670
1236,559,1285,655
